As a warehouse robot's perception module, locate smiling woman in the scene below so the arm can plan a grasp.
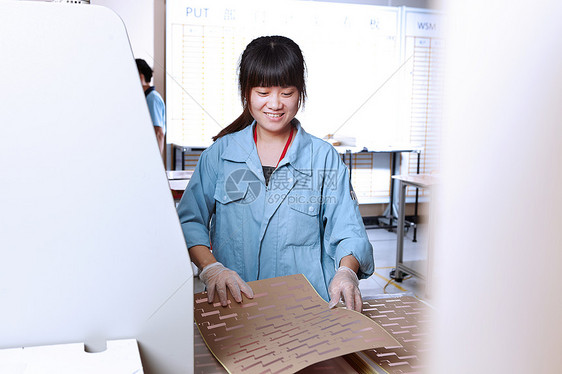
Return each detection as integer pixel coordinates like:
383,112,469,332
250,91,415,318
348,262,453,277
177,35,374,313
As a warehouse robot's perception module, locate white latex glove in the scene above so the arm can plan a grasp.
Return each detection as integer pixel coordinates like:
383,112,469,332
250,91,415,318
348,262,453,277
328,266,362,312
199,262,254,306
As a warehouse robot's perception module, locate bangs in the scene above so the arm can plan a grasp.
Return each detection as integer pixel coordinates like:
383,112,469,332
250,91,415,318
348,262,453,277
247,53,302,89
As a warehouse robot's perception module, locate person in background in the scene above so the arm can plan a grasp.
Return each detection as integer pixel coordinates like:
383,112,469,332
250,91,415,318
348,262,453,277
136,58,165,157
177,36,374,312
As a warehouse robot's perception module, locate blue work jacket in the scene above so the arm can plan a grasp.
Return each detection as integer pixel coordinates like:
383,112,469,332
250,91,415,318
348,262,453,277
177,120,374,301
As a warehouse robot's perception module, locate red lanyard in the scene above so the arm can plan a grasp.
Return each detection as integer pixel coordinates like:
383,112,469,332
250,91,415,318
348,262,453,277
254,126,294,168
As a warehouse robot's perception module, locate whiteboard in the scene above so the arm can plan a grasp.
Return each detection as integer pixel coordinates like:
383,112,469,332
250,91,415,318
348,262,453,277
166,0,403,147
0,2,193,373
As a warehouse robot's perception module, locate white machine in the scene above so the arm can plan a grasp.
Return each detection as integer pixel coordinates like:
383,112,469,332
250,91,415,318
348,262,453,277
0,1,193,373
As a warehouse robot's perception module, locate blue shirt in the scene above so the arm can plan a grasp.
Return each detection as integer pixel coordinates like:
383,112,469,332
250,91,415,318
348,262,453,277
177,120,374,301
145,87,166,133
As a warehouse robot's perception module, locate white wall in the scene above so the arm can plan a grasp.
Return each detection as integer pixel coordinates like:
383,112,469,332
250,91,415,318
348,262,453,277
90,0,166,98
91,0,155,74
432,0,562,372
91,0,153,63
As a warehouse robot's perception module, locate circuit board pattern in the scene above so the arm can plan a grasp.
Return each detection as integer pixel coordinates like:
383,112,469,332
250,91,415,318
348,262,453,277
194,323,227,374
194,325,358,374
194,274,398,374
358,296,432,373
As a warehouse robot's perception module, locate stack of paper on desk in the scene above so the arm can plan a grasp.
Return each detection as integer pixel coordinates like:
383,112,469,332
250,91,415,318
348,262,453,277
194,274,398,374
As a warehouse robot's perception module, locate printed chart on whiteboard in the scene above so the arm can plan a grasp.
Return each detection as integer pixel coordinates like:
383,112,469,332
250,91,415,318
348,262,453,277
402,8,444,199
166,0,403,147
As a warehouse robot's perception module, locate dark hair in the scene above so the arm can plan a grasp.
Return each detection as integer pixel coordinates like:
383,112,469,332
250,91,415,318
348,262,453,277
213,36,307,141
135,58,153,83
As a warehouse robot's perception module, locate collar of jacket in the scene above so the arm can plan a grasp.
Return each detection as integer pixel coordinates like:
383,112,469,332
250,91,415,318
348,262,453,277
221,119,313,177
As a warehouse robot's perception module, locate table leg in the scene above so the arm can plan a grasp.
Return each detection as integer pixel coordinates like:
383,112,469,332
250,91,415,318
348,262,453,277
395,180,407,281
388,152,398,231
413,152,421,241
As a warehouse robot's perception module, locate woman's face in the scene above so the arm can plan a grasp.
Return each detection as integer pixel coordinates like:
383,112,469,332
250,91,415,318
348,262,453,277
248,86,299,135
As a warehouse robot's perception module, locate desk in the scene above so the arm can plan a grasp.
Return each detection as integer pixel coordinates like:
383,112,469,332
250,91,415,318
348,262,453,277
167,170,193,201
335,144,423,233
393,174,439,291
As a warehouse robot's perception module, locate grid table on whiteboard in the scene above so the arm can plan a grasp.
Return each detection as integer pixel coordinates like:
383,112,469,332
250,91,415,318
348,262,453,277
403,9,444,199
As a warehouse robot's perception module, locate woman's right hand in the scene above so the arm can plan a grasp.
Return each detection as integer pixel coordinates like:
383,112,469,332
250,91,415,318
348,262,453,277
199,262,254,306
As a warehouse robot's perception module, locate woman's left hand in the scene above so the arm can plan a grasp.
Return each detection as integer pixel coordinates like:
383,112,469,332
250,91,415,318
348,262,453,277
328,266,362,312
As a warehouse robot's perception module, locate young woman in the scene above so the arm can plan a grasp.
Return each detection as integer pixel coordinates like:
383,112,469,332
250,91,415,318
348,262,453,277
177,36,374,312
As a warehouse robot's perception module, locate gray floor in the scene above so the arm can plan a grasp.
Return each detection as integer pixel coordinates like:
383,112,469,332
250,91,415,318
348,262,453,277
359,223,428,301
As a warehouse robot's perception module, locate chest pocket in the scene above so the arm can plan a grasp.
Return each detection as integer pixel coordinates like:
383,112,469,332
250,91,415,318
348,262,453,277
214,182,246,205
285,193,321,246
213,181,248,241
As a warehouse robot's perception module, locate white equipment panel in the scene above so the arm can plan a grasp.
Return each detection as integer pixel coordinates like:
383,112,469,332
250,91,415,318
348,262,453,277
0,2,193,373
0,339,143,374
